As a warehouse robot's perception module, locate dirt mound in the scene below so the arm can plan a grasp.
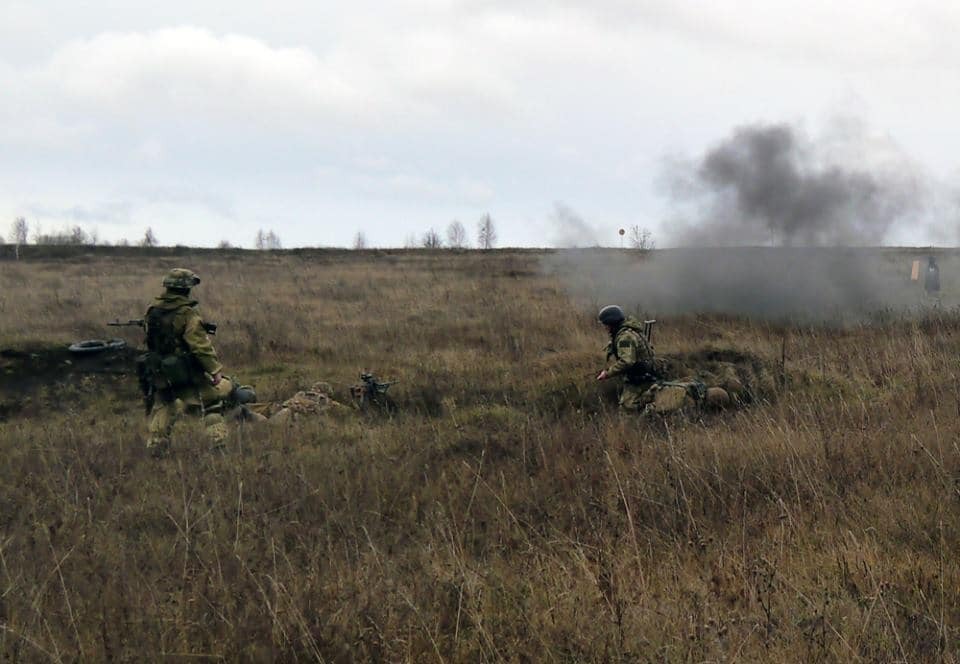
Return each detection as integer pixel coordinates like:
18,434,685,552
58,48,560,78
0,342,140,420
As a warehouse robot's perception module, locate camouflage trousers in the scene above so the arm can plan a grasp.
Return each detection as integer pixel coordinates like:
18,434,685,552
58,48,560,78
147,378,234,456
619,381,656,412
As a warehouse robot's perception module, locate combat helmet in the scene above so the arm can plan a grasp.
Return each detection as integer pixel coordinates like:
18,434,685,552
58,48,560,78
229,383,257,405
162,268,201,291
598,304,626,326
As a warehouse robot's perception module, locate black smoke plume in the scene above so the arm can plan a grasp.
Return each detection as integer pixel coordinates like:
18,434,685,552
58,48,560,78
670,123,922,246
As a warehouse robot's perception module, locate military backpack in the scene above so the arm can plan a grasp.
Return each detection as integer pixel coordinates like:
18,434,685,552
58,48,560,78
143,305,199,389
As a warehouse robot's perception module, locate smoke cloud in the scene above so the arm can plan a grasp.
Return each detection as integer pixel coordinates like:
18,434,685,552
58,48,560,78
550,202,599,248
668,123,924,247
545,121,943,322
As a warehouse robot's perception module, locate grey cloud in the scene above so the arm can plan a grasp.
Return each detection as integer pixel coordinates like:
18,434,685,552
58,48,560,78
137,186,238,220
24,187,237,229
26,200,134,225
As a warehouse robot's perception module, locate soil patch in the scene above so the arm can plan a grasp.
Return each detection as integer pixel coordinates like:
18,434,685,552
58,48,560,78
0,342,141,420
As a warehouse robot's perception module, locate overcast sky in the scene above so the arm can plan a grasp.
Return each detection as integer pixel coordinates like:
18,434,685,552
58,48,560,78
2,1,959,247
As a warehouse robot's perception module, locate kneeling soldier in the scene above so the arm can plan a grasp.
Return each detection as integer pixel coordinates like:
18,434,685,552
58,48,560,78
596,305,657,411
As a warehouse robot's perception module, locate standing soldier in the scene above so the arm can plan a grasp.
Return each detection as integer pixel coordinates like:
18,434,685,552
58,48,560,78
596,305,657,411
924,255,941,306
142,268,232,457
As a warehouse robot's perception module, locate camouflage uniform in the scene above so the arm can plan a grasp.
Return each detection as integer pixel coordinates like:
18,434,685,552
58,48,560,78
269,382,345,423
604,317,657,411
144,269,232,455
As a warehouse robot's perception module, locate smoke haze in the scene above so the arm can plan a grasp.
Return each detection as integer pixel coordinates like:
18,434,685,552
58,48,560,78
545,121,945,321
550,203,599,248
545,247,940,322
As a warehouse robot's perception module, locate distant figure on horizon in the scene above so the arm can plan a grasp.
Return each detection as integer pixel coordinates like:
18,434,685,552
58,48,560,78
924,255,941,306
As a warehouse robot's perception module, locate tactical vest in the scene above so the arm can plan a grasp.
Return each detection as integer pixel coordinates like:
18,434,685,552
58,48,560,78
144,305,197,388
146,306,185,355
612,320,657,384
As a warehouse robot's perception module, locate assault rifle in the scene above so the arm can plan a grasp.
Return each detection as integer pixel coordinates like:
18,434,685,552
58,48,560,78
108,319,218,335
108,319,145,329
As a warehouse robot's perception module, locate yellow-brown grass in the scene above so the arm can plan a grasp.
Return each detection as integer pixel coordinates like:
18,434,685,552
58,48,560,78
0,248,958,661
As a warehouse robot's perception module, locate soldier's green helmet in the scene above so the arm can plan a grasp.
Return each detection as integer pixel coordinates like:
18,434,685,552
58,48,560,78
162,268,201,291
598,305,625,326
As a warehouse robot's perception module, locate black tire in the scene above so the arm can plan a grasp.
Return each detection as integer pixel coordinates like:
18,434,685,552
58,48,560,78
68,338,128,354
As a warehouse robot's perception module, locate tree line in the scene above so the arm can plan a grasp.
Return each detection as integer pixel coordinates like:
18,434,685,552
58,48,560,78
5,214,652,251
356,214,497,250
4,215,496,251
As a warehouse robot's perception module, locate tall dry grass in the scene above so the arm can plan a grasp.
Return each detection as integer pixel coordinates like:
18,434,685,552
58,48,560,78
0,247,958,661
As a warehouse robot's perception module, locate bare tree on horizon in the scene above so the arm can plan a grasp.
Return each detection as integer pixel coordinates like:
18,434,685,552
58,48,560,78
422,228,443,249
255,229,282,250
10,217,28,259
446,220,468,249
629,225,655,251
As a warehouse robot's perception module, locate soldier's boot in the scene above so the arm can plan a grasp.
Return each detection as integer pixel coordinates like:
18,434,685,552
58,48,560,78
147,401,176,458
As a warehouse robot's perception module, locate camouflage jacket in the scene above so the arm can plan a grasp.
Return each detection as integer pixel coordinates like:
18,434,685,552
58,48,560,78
604,316,654,381
145,292,222,376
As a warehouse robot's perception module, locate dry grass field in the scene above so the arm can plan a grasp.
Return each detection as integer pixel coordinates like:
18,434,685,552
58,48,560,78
0,246,959,662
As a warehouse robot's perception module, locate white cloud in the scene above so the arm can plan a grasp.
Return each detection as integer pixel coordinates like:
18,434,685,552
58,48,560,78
135,138,166,163
464,0,960,69
43,28,366,124
317,162,495,206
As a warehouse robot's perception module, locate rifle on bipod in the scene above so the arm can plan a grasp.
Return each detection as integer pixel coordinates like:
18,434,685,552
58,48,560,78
351,372,398,412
